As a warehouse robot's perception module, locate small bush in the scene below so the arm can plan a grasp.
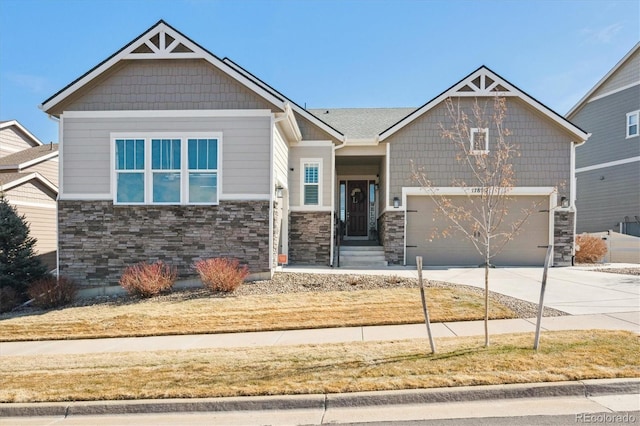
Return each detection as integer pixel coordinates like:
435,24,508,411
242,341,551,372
27,276,77,309
119,261,176,298
194,258,249,293
0,286,19,313
575,235,608,264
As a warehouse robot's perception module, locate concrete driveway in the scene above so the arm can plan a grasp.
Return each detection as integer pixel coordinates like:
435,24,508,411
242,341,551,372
283,264,640,315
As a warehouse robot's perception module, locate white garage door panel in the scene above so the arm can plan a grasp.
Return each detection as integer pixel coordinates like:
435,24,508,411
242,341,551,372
406,195,549,266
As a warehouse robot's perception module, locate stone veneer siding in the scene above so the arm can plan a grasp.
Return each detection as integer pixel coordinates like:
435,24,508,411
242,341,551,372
58,200,270,286
554,210,575,266
379,211,405,265
289,211,331,265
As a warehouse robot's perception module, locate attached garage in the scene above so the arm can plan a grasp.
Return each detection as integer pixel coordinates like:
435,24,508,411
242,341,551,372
405,191,553,266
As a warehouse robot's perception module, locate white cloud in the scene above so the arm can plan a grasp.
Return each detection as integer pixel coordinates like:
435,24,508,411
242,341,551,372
581,23,624,44
6,72,48,94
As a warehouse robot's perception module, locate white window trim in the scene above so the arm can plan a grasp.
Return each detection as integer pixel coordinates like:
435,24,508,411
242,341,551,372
626,110,639,139
470,128,489,154
111,132,222,206
300,158,323,207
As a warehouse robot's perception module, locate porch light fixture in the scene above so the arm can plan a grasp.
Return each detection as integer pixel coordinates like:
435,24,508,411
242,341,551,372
393,197,400,208
560,196,569,208
275,185,284,199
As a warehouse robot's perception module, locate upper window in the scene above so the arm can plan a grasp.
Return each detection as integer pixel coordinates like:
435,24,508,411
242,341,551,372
470,128,489,154
626,111,639,138
113,134,220,205
302,160,321,206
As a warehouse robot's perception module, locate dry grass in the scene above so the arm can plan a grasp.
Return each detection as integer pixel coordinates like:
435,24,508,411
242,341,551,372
0,287,515,342
1,330,637,403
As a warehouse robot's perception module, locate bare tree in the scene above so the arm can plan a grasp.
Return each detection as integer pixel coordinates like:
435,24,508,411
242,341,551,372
411,96,541,347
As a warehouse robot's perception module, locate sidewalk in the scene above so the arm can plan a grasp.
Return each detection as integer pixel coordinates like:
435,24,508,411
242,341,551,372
2,311,638,357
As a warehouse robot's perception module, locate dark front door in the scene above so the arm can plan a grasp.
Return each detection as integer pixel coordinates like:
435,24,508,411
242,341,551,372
347,180,368,237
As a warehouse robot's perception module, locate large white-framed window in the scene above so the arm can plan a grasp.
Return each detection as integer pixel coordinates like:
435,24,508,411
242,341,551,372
112,132,221,205
626,110,639,138
470,128,489,154
301,158,322,206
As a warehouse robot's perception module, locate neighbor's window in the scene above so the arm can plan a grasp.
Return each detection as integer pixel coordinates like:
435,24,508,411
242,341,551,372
114,134,220,205
303,160,320,205
115,139,145,203
627,111,639,138
470,128,489,154
188,138,218,203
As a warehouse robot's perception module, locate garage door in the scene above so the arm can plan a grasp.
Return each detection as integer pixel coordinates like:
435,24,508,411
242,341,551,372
406,195,549,266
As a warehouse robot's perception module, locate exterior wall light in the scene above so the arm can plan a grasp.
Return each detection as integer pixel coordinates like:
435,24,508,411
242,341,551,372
393,197,400,208
275,185,284,199
560,196,569,208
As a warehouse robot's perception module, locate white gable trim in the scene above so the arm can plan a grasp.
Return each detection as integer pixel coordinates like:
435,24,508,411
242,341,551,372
0,120,43,146
566,42,640,118
40,21,287,114
379,66,589,143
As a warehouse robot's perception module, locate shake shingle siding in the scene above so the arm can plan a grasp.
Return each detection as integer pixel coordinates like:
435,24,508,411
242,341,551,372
388,98,572,205
52,59,281,114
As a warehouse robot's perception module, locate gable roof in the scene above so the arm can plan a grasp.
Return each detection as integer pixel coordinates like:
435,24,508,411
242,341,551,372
40,20,288,115
221,58,345,141
0,144,59,171
309,108,415,139
379,66,589,143
0,120,43,147
0,171,58,195
566,42,640,119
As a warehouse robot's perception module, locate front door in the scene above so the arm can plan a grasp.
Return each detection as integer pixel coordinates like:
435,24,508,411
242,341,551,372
347,180,368,237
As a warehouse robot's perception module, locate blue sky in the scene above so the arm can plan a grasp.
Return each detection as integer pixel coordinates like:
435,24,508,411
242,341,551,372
0,0,638,144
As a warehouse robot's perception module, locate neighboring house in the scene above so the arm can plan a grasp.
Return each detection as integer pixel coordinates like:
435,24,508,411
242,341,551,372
567,42,640,237
0,120,59,269
41,21,588,287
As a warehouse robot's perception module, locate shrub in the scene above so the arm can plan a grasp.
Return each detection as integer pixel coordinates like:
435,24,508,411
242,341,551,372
119,261,176,298
0,286,19,313
27,276,77,309
575,235,608,264
194,258,249,293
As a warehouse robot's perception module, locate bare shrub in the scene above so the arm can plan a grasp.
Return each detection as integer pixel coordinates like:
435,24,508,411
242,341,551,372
575,235,608,264
27,276,77,309
119,261,176,298
194,258,249,293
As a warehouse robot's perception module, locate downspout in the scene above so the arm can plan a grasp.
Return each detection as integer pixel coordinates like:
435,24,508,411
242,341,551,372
570,135,590,264
47,113,61,277
331,137,348,267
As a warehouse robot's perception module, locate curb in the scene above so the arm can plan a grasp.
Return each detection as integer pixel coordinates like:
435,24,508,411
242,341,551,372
1,378,638,418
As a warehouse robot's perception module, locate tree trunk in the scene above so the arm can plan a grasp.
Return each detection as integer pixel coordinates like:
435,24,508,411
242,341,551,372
484,258,490,347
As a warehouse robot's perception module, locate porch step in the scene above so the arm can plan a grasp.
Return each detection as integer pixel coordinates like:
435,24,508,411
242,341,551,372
338,245,388,268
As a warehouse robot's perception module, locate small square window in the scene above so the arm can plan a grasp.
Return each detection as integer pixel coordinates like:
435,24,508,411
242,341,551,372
627,111,639,138
470,128,489,154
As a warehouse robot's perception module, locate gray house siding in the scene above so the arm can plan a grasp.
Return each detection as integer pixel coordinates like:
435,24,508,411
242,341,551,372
387,98,572,205
576,161,640,233
50,59,281,115
288,144,332,208
574,85,640,168
61,115,272,197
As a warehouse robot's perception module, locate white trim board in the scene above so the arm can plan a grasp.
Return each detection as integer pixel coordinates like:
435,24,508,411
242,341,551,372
63,110,272,119
575,156,640,173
